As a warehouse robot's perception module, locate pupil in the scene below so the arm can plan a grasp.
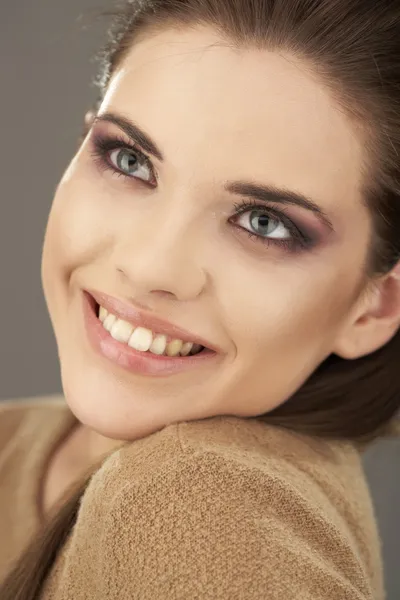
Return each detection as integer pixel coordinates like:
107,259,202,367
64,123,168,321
118,151,137,173
251,210,273,235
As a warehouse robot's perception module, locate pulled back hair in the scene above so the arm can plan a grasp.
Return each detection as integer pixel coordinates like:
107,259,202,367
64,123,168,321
2,1,400,597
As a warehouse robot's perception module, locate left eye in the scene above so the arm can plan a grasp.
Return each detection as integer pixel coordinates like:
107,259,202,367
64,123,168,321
109,148,153,182
236,209,291,240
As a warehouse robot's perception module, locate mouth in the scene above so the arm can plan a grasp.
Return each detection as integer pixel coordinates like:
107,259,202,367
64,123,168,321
95,300,209,357
82,291,219,377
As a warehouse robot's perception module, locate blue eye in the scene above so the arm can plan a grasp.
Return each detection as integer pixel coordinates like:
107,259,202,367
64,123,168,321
109,148,153,182
236,209,291,241
231,200,313,253
90,133,157,186
90,133,314,253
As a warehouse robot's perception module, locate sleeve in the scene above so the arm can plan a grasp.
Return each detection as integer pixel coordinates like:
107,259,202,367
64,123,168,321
44,450,374,600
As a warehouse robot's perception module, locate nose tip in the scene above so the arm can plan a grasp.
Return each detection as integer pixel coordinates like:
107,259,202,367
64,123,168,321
113,209,209,301
115,255,207,303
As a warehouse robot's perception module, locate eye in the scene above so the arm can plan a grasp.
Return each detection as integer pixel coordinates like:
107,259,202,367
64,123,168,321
109,148,153,183
236,208,291,241
90,133,157,185
230,200,313,252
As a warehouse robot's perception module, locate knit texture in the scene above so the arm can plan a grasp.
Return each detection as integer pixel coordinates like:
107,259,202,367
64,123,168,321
0,396,385,599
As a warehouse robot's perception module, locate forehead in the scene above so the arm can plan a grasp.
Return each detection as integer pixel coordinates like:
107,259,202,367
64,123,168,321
103,27,365,216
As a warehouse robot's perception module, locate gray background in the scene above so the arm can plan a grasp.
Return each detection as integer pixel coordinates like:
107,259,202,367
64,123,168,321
0,1,398,597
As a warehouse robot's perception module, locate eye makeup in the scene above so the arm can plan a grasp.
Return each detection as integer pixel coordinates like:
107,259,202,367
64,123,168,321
88,129,321,254
90,131,157,186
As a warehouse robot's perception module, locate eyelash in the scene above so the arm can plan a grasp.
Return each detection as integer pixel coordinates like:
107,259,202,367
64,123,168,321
230,200,311,252
90,134,313,253
90,134,157,186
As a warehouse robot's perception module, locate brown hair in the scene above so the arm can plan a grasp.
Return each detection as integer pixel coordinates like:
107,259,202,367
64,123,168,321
2,0,400,597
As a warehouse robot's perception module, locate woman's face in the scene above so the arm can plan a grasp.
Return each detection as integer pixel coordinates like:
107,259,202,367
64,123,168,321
42,26,372,440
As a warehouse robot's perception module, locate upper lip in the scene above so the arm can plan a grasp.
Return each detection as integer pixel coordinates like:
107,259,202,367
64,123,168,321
86,289,220,353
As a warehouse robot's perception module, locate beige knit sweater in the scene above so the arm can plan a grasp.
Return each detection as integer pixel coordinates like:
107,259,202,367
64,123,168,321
0,395,385,599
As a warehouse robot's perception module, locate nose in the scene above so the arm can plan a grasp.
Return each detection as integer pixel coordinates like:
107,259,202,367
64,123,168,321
113,204,208,302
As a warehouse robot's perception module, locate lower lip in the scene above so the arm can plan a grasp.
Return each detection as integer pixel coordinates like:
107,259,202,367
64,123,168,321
82,291,218,377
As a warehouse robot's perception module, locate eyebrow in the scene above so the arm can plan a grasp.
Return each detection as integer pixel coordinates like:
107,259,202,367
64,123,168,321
94,112,164,161
226,182,334,231
94,111,334,231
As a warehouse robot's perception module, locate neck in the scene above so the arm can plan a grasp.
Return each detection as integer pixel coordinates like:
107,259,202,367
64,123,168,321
72,423,125,465
89,430,126,461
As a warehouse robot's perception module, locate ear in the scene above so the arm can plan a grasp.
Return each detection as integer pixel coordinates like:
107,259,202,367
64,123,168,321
332,262,400,359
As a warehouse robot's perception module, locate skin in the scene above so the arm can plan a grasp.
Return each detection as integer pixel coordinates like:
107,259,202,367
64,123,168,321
41,26,400,469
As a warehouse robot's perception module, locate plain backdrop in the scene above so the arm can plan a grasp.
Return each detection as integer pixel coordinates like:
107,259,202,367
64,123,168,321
0,1,398,598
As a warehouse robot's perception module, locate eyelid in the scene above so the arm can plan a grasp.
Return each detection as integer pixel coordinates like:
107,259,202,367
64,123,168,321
89,133,315,253
125,139,151,162
113,136,150,162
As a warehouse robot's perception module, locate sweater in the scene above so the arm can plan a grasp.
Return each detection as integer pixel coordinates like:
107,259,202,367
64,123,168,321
0,395,385,599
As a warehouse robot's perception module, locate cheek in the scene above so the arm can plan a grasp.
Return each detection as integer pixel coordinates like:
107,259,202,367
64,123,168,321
217,255,359,362
43,167,114,278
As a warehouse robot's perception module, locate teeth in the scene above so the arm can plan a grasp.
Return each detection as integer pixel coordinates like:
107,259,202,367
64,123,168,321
99,306,108,323
180,342,193,356
149,334,167,355
128,327,153,352
97,305,205,357
103,314,117,332
110,319,134,343
166,339,183,357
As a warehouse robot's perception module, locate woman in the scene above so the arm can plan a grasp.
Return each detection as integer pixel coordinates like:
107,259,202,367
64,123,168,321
1,0,399,598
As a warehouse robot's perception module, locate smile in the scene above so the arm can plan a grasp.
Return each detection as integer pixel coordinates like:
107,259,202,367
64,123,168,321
98,305,205,357
82,291,219,377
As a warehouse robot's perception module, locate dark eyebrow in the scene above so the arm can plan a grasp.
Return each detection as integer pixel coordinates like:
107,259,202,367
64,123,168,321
93,112,333,230
226,181,334,231
93,112,164,161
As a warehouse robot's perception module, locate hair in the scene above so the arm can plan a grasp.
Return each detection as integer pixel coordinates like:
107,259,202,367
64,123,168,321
2,0,400,597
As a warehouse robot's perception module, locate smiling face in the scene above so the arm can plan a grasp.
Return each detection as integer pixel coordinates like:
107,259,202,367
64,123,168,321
41,26,374,440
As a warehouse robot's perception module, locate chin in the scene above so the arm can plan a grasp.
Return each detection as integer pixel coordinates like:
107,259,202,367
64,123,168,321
59,357,173,442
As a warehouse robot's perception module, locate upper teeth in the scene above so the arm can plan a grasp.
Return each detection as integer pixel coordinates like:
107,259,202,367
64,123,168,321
98,306,203,357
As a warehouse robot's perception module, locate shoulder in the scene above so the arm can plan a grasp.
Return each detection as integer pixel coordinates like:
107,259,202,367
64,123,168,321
62,416,382,599
86,414,373,536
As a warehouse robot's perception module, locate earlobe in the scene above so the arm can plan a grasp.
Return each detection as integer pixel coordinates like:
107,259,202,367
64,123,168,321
332,269,400,360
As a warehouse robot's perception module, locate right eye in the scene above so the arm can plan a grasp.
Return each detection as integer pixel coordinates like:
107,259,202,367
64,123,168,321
90,133,157,186
109,148,153,183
